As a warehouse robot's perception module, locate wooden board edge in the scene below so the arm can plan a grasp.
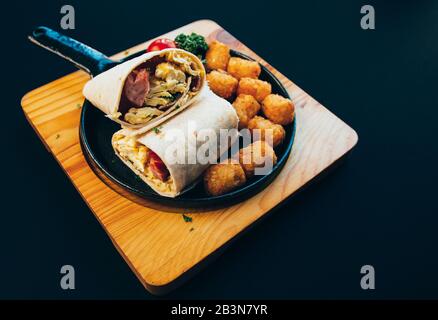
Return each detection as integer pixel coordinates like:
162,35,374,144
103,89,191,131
141,148,357,294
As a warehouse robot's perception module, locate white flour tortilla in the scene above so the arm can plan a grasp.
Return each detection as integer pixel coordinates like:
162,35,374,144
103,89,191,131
112,88,239,197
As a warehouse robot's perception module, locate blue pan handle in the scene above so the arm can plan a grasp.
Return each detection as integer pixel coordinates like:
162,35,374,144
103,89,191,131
28,26,119,76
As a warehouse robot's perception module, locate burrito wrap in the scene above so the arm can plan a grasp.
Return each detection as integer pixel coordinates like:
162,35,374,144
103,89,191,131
83,48,206,130
112,88,239,197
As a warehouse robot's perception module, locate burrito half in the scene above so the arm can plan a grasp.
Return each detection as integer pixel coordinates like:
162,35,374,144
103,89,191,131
83,48,206,130
111,88,239,197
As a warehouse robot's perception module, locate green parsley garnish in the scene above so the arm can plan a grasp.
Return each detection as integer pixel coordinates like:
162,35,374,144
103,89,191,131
175,33,208,58
182,214,192,223
152,126,162,134
76,103,82,109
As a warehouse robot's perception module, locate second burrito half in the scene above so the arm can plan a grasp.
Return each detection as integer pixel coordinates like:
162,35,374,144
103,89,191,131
111,88,239,197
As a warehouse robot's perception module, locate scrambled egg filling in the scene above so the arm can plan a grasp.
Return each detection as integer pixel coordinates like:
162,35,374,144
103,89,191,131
124,52,202,125
113,134,174,193
124,107,164,125
155,62,186,83
166,51,201,77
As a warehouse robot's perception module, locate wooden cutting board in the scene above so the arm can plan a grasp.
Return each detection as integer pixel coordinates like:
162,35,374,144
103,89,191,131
20,20,358,295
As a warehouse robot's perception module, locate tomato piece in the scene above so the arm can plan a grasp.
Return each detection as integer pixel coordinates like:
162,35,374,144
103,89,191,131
149,151,170,181
147,38,176,52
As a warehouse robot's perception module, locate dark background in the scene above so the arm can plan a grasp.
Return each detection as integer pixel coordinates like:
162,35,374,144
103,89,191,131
1,0,437,299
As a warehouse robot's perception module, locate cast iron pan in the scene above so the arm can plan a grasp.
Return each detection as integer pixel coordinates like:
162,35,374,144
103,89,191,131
29,26,296,209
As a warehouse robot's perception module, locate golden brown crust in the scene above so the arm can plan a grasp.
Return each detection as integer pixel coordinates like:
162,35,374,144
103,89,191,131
207,70,238,100
232,94,261,129
247,115,286,148
262,94,295,125
239,141,277,178
227,57,261,80
237,77,272,102
203,160,246,196
206,41,230,71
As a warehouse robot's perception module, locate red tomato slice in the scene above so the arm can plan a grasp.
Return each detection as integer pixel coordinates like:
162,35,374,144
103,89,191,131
149,151,170,181
147,38,176,52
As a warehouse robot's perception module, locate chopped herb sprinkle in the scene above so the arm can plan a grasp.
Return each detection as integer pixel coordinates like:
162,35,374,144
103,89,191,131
182,214,192,223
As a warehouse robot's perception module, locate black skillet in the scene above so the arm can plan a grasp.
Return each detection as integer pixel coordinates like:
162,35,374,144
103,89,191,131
29,26,296,209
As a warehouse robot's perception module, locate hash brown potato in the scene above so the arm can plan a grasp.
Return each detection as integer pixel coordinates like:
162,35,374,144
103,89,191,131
204,160,246,196
206,40,230,71
248,115,286,148
239,140,277,178
262,94,295,125
232,94,261,129
207,70,238,100
227,57,261,80
237,77,272,102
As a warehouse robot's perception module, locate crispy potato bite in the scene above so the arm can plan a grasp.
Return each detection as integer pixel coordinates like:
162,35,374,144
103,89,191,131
239,140,277,178
207,70,238,100
237,77,272,102
232,94,261,129
248,116,286,148
204,160,246,196
206,41,230,71
227,57,261,80
262,94,295,125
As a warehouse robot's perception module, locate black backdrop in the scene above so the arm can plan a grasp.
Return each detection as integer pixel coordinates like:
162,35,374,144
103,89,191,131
1,0,438,299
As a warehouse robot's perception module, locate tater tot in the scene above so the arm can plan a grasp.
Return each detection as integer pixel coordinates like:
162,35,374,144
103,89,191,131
262,94,295,125
207,70,238,100
203,160,246,196
237,77,272,102
227,57,261,80
232,94,261,129
239,140,277,178
248,116,286,148
206,40,230,71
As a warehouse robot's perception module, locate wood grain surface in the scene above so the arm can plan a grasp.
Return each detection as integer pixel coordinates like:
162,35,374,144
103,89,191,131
20,20,358,294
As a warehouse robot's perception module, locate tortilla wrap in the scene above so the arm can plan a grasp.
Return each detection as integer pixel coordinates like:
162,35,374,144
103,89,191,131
111,88,239,197
83,48,206,130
